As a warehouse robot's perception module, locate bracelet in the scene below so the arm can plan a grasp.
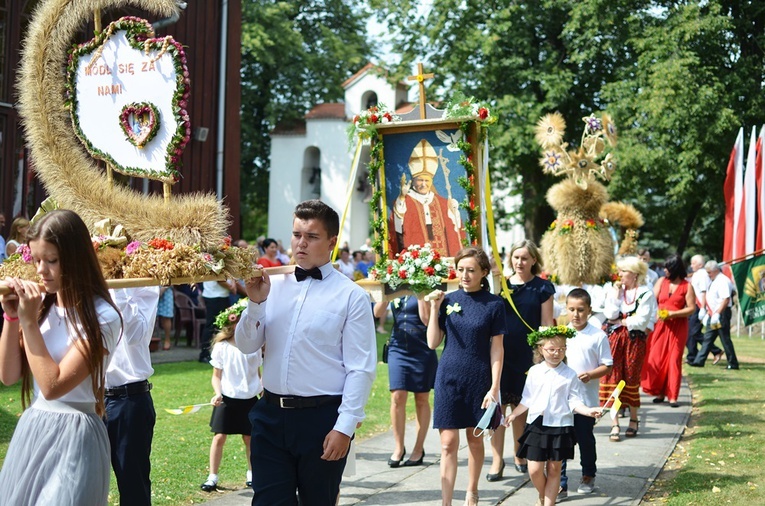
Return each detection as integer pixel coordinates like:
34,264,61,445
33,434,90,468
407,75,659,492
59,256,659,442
3,314,19,322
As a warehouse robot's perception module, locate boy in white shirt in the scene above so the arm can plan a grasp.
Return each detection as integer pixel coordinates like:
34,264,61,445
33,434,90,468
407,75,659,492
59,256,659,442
560,288,613,498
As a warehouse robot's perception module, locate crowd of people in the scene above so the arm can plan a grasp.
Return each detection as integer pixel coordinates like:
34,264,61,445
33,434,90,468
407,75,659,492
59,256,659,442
0,202,744,506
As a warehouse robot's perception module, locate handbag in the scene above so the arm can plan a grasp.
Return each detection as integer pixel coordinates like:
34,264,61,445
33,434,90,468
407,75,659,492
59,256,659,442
382,341,389,363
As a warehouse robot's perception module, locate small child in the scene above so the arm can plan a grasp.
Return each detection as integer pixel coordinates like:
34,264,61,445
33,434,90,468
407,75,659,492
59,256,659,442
504,325,602,506
559,288,613,498
200,298,263,492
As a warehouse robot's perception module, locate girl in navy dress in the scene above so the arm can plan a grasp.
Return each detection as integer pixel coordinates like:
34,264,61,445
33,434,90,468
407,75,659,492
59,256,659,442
374,296,437,468
504,326,602,506
427,247,507,506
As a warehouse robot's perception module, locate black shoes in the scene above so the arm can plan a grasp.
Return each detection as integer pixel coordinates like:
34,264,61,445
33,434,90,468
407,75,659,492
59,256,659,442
652,397,665,404
486,460,505,481
727,365,740,370
200,479,217,492
403,451,425,466
388,447,406,468
514,461,528,473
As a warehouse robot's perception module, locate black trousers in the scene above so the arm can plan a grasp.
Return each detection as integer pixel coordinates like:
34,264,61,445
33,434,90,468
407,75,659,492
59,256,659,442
693,307,738,367
249,397,348,505
200,296,231,360
686,310,721,362
104,391,156,506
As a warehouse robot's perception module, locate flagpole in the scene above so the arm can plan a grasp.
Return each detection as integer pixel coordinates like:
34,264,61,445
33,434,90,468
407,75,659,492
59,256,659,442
723,247,765,266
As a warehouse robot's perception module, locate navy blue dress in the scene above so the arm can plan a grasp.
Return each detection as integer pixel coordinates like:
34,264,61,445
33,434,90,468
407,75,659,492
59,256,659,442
388,296,438,392
433,289,508,429
501,276,555,405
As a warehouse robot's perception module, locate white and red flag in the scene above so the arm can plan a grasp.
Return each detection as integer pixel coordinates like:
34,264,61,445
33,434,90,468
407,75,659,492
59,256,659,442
723,127,744,263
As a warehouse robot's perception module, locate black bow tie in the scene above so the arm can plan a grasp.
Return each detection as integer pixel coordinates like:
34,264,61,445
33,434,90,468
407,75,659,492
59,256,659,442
295,266,323,281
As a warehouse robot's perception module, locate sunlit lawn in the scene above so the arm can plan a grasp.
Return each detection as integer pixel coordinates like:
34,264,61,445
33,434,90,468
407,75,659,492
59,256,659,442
642,335,765,505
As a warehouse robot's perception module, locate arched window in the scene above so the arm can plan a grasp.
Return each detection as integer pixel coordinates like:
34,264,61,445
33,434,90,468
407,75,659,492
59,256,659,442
301,146,321,200
361,91,378,111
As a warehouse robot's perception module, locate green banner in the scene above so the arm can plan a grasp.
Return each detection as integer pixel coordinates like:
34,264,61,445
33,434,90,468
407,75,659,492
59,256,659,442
731,254,765,327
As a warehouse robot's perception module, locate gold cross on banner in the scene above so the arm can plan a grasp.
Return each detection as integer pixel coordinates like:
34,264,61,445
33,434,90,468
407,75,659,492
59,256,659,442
407,62,435,120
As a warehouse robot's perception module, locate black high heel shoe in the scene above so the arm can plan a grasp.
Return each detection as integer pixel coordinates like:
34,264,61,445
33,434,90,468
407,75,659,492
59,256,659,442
403,450,425,466
486,459,505,481
388,447,406,468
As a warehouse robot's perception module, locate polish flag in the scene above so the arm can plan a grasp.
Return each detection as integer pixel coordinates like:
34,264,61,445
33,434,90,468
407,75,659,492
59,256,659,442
723,128,744,263
742,127,757,255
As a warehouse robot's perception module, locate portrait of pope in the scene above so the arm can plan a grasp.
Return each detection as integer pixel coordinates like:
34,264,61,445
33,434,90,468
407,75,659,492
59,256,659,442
387,138,465,258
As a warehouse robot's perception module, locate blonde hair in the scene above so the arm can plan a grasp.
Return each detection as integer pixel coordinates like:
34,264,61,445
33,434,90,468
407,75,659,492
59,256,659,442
532,335,567,364
508,239,544,275
616,255,648,285
211,324,236,347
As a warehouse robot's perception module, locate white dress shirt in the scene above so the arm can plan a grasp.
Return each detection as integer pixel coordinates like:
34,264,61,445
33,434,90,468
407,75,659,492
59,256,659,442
691,269,710,309
707,275,732,313
235,262,377,437
603,285,658,332
36,297,121,402
520,361,586,427
106,287,160,388
566,323,613,406
210,339,263,399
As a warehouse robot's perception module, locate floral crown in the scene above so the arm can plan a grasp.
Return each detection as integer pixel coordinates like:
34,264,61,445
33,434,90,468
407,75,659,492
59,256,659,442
214,298,248,329
527,325,577,347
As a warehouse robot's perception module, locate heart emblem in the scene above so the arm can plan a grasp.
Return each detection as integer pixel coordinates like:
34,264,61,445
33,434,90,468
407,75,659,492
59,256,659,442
119,102,159,148
66,17,190,183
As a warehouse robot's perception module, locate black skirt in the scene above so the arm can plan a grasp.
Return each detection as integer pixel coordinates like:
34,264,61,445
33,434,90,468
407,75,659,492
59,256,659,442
516,415,577,462
209,394,258,435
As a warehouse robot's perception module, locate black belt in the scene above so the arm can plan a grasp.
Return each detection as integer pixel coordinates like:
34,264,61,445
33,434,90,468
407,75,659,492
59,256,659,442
263,389,342,409
105,380,152,398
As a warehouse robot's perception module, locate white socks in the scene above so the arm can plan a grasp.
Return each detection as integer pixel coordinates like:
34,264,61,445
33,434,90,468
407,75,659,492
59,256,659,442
206,473,218,484
246,470,252,482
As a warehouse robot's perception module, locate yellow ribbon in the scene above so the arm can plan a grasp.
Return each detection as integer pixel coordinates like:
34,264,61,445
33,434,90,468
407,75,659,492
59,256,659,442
482,137,534,332
446,302,462,315
332,140,364,262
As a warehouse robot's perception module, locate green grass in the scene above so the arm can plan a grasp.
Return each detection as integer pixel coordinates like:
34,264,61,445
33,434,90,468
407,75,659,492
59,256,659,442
0,323,413,505
643,335,765,505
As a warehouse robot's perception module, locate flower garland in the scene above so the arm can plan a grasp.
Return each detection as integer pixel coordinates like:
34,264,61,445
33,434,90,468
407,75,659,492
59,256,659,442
119,102,161,148
214,298,249,329
64,16,191,183
527,325,577,347
547,218,604,235
370,243,455,294
347,104,399,144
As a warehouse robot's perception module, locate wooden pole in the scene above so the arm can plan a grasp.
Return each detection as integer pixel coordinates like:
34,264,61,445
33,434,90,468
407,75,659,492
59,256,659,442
407,63,435,120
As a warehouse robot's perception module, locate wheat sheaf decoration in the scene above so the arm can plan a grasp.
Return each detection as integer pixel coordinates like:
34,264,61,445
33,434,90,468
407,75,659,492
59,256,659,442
17,0,229,250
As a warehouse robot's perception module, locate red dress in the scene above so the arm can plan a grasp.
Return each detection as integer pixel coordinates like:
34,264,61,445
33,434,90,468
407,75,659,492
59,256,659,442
257,256,282,268
641,278,689,401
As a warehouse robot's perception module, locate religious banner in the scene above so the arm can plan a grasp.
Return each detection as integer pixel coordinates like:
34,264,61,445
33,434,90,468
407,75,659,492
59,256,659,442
66,16,191,183
731,253,765,326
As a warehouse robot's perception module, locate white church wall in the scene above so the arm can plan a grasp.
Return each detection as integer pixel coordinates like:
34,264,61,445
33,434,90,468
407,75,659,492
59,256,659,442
268,135,308,242
344,72,404,118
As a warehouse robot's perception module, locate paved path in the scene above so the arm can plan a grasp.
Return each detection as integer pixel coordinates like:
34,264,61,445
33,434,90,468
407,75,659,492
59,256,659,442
199,379,691,505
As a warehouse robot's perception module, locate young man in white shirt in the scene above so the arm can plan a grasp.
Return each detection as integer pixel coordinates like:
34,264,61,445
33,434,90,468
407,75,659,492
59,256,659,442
690,261,739,369
104,286,160,506
560,288,613,497
236,200,377,505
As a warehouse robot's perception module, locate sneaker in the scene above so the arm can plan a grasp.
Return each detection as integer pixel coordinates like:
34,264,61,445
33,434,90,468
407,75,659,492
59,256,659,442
556,487,568,502
577,476,595,494
200,478,217,492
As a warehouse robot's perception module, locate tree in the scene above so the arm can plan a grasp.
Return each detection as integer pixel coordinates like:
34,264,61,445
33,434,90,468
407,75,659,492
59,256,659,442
239,0,374,238
371,0,765,259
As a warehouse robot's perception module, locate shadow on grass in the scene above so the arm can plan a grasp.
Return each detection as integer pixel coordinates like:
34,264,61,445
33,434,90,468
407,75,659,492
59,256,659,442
669,469,754,495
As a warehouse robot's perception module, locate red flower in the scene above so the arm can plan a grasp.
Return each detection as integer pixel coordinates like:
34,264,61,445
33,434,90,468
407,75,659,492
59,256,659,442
424,266,435,276
387,264,394,274
398,269,408,279
478,107,489,120
353,115,359,124
383,112,392,121
433,251,441,261
448,269,457,279
411,249,419,259
148,238,175,250
369,114,378,123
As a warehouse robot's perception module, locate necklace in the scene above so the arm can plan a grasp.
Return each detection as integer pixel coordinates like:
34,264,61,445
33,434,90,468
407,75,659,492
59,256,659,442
623,286,637,305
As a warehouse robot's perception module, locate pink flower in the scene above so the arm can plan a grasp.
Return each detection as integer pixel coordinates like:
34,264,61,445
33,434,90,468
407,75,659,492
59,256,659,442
125,241,142,255
228,313,238,322
17,244,32,263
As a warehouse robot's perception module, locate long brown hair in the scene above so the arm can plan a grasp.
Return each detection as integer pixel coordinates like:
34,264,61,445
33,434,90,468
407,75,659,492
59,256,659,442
454,247,492,291
23,210,120,416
